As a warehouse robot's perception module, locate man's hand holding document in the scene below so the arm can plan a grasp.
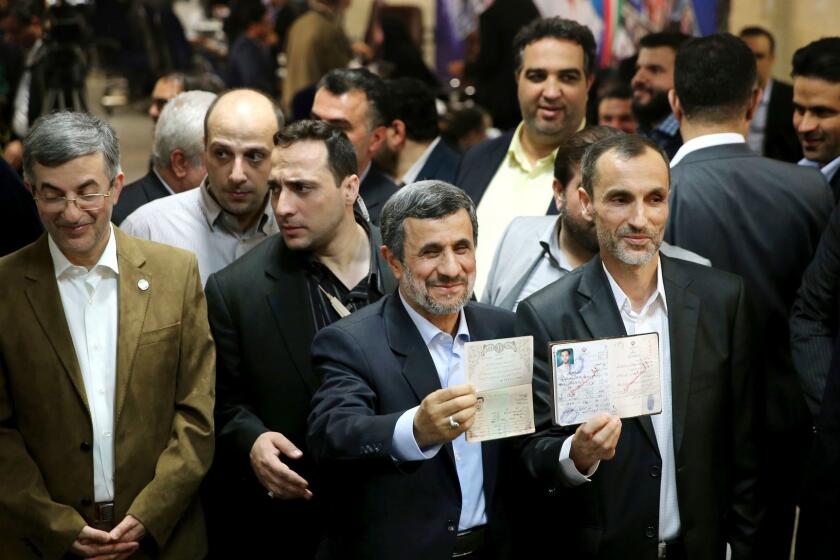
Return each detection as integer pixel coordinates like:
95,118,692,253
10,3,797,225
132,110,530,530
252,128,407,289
464,335,535,443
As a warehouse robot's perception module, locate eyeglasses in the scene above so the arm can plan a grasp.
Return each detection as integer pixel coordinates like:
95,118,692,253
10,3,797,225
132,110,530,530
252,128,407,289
33,186,115,211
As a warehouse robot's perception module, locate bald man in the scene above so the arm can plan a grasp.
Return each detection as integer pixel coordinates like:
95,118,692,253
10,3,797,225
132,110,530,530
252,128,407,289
121,88,281,284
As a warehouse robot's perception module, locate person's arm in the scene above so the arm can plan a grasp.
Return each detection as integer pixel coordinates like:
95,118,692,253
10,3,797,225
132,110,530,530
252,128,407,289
727,279,761,559
514,300,619,487
791,205,840,416
0,351,88,557
125,255,215,547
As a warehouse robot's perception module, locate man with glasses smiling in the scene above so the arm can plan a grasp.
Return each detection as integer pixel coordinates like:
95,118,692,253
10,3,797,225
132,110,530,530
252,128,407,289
0,111,215,559
121,88,281,285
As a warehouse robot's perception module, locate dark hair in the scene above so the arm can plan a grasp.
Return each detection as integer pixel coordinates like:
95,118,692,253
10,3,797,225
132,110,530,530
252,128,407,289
203,88,282,147
274,119,357,185
318,68,392,129
554,126,624,188
792,38,840,83
674,33,756,123
580,134,669,197
224,0,266,41
600,83,633,102
739,26,775,54
513,17,597,77
639,31,692,52
386,78,438,142
380,181,478,262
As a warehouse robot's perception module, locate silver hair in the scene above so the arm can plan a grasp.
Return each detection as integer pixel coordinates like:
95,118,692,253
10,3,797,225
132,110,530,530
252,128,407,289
380,180,478,262
23,111,121,185
152,90,217,169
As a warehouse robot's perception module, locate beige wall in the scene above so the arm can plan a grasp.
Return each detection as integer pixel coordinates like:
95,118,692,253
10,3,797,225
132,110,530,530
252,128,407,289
730,0,840,82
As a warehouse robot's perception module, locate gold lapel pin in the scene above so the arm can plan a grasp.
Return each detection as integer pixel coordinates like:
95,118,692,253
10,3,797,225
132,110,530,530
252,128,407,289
138,279,150,291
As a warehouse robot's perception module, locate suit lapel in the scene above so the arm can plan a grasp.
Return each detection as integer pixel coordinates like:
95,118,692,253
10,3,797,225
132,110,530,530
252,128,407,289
266,240,319,395
661,257,699,456
578,258,659,452
114,230,151,426
23,236,89,412
385,294,458,468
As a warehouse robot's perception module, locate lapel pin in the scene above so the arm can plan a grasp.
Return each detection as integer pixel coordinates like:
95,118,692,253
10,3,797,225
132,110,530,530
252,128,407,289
137,279,150,291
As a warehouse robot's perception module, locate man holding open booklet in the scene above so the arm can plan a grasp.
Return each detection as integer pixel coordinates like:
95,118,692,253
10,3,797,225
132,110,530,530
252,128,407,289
515,134,760,559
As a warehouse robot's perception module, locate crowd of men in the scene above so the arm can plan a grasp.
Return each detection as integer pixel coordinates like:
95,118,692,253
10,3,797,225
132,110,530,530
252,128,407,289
4,13,840,560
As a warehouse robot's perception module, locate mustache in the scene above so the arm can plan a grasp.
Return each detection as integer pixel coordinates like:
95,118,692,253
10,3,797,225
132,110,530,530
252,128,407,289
617,225,658,239
428,275,468,287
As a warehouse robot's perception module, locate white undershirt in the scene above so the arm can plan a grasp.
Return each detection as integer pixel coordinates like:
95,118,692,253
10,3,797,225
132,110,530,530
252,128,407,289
48,226,119,502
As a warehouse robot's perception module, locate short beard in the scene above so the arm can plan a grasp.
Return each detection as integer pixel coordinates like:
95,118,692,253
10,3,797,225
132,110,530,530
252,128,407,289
559,196,599,255
401,263,473,316
632,90,672,127
596,223,662,266
373,144,399,179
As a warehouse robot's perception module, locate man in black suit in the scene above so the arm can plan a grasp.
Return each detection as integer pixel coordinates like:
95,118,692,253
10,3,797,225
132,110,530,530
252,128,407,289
0,157,41,256
203,120,396,557
739,27,802,162
792,37,840,201
665,33,832,558
308,181,515,559
790,39,840,413
517,134,759,559
454,17,596,297
376,78,461,186
312,68,398,224
112,90,216,225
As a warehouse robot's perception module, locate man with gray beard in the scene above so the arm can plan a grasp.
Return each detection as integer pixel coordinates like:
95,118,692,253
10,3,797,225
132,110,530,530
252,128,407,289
307,181,516,559
516,133,759,559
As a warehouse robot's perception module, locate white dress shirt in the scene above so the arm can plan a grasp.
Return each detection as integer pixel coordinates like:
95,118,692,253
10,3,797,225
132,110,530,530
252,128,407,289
391,294,487,531
558,259,681,542
400,137,442,186
669,133,745,167
48,226,120,503
799,154,840,184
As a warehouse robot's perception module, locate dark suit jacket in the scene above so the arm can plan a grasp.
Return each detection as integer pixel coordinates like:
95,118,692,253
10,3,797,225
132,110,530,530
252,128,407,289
203,230,396,558
763,80,802,163
361,164,398,225
416,140,461,185
112,170,171,226
797,334,840,559
454,129,558,215
307,294,515,560
516,255,759,559
0,158,41,257
665,143,833,424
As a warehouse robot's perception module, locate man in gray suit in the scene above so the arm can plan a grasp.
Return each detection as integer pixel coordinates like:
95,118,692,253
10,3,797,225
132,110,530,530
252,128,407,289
483,126,709,311
664,33,833,559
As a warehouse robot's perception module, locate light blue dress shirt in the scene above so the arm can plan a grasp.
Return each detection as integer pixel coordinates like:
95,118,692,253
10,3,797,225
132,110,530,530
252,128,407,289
390,292,487,531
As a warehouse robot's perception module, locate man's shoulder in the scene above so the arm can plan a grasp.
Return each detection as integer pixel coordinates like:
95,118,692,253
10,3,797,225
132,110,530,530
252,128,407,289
503,215,556,240
208,234,285,291
465,300,516,330
661,254,743,297
460,130,514,168
0,234,46,279
122,187,202,225
521,263,587,314
116,229,197,271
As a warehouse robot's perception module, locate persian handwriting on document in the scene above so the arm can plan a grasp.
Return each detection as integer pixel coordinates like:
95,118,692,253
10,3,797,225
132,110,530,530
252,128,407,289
464,336,535,443
550,332,661,427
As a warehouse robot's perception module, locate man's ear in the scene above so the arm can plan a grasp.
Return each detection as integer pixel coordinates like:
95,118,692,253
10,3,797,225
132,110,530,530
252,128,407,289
110,171,126,205
745,86,762,121
341,174,360,206
552,178,565,212
368,125,388,157
668,89,683,122
380,244,403,281
577,186,594,224
389,119,407,150
170,149,190,180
